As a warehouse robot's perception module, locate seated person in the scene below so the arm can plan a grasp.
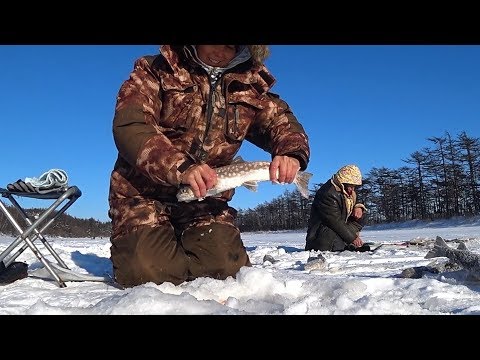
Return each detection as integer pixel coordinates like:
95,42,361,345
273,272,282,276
305,164,368,252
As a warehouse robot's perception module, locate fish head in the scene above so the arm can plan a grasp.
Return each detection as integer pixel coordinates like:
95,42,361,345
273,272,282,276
176,186,195,202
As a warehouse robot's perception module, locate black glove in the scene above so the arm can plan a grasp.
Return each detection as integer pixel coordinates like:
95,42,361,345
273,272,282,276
345,243,371,252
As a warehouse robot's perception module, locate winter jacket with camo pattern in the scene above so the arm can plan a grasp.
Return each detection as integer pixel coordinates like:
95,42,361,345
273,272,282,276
109,45,310,238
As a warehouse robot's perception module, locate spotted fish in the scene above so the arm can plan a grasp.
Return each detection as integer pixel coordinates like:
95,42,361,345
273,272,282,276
176,157,313,202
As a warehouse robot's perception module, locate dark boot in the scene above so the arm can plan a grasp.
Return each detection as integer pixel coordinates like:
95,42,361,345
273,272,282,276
0,261,28,285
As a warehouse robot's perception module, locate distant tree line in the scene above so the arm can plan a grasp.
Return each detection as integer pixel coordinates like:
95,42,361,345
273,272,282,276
236,131,480,231
235,189,312,232
0,205,111,238
359,131,480,223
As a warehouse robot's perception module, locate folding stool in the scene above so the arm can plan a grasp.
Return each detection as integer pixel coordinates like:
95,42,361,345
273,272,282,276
0,186,82,287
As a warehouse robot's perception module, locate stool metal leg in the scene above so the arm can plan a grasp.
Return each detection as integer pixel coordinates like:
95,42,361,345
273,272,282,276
0,200,67,287
6,195,75,269
0,186,82,287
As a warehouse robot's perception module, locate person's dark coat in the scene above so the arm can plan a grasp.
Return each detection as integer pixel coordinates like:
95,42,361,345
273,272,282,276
305,180,363,252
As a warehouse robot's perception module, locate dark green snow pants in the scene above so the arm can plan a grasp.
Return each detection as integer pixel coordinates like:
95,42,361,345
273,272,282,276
110,199,251,287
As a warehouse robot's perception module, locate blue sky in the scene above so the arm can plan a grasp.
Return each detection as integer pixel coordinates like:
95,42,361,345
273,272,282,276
1,45,479,222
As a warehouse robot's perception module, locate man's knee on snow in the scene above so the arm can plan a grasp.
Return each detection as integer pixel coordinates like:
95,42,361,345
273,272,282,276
182,222,250,279
111,225,189,287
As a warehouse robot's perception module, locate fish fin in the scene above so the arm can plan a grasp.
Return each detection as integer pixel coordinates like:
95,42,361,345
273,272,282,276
242,181,258,192
457,242,468,250
425,236,449,259
231,156,245,164
293,171,313,199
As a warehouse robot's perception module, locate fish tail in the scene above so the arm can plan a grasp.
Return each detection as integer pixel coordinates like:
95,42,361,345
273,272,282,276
294,171,313,199
425,236,449,259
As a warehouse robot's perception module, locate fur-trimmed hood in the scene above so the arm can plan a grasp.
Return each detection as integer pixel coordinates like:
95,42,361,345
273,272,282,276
247,45,270,64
